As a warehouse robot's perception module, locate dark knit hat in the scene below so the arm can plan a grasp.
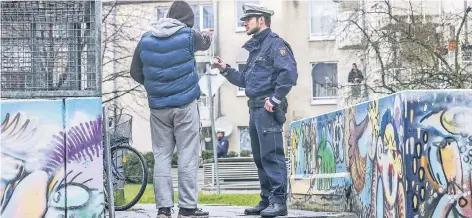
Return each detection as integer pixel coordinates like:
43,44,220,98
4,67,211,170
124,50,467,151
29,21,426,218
167,0,194,28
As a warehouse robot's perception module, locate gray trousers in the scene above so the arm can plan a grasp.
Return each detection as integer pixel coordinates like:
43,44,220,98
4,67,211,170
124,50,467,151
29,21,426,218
150,100,200,209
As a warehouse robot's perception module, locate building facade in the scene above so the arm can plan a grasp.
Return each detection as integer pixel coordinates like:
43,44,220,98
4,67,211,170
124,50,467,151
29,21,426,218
103,0,471,154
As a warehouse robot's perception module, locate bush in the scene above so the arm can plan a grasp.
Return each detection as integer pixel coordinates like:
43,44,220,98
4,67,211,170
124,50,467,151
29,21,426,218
240,150,252,157
172,152,178,167
143,152,155,184
228,151,239,158
202,150,214,160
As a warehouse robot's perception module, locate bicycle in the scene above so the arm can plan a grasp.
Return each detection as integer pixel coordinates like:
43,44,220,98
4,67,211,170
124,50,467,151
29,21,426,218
103,111,149,211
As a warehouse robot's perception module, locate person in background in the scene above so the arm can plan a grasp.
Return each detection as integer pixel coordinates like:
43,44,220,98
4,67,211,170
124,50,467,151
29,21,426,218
129,1,212,217
347,63,364,83
216,130,229,158
347,63,364,97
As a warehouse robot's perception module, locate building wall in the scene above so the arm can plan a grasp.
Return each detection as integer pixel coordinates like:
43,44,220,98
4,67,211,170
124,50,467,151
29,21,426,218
103,0,363,153
105,0,471,154
217,0,360,154
1,98,104,218
287,90,472,217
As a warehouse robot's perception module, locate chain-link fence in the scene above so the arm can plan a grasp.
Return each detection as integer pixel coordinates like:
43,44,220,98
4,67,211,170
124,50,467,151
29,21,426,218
1,1,101,98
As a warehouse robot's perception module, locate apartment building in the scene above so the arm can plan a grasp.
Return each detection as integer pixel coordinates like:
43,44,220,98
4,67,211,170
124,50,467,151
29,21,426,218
103,0,471,153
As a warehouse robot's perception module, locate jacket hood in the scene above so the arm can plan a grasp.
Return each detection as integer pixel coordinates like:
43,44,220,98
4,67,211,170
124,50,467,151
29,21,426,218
151,18,187,37
167,0,194,28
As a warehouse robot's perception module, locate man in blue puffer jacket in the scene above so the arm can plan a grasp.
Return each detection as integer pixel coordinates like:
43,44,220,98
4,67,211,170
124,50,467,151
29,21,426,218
129,1,212,217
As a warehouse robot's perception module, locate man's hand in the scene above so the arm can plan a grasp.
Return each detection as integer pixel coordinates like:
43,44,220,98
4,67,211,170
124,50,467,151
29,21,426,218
264,97,274,112
201,28,214,37
212,56,227,72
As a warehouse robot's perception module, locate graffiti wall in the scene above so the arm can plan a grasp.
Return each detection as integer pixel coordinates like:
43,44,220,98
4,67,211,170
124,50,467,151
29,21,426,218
288,90,472,218
1,98,104,218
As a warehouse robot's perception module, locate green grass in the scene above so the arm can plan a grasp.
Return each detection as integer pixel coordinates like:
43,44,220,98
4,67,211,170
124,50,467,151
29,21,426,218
117,184,260,206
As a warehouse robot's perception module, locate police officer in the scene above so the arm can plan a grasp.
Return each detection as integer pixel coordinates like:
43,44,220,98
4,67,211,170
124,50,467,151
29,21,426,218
216,130,229,158
212,3,297,217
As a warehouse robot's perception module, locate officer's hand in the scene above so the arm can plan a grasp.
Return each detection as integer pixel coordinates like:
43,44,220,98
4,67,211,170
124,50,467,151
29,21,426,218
212,56,226,71
264,97,274,112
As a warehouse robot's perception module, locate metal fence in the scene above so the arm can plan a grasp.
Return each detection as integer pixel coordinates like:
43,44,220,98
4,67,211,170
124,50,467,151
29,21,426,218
1,1,101,98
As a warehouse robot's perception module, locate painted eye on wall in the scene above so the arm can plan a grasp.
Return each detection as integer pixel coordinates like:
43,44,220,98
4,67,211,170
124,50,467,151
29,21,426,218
50,183,91,209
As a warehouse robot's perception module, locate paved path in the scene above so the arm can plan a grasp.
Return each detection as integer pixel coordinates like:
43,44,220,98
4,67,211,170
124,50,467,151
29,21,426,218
114,204,357,218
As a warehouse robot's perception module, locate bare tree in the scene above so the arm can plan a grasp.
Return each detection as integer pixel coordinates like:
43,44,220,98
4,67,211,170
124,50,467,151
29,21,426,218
338,0,472,98
101,1,152,117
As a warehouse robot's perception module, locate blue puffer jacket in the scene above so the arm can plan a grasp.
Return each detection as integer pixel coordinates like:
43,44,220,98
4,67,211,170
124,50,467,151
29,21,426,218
138,18,200,109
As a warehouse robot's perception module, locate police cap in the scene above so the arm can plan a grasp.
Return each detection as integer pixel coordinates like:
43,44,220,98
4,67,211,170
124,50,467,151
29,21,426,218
239,3,274,21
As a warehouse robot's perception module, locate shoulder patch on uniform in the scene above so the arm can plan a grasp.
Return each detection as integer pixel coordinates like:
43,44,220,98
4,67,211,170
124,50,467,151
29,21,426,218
279,47,287,56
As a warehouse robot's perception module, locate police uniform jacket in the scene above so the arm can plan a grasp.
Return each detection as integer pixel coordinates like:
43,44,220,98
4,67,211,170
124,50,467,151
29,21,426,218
221,28,298,106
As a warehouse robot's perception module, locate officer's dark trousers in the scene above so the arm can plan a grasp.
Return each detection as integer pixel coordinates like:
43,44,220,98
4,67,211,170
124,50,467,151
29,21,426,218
249,107,287,205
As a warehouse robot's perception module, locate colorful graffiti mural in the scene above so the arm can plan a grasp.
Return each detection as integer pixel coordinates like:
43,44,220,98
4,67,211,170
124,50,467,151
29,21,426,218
288,90,472,218
1,98,104,218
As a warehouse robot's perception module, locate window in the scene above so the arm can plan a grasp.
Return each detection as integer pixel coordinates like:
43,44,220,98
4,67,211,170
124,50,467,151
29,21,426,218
311,62,338,100
157,5,213,31
239,126,251,153
236,0,259,30
309,0,338,40
236,62,247,96
192,5,214,31
202,6,214,29
157,7,168,20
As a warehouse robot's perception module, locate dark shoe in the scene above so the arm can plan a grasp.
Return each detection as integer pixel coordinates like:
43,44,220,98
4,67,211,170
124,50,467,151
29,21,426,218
260,203,288,217
157,207,172,218
178,208,209,217
244,201,269,215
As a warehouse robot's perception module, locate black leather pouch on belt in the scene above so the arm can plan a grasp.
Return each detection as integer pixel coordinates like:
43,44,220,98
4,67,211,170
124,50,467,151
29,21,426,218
273,99,288,125
248,98,288,125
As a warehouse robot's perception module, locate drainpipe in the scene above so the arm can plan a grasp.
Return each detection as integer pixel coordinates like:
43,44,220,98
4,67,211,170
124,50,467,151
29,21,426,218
112,6,118,120
361,0,368,100
465,0,469,45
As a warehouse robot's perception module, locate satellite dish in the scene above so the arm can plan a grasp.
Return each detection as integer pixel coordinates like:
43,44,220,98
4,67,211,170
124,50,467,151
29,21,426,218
215,116,233,136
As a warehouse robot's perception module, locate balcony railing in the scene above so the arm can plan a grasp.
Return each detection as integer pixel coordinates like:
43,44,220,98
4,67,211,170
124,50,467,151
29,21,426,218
337,83,369,108
312,83,338,100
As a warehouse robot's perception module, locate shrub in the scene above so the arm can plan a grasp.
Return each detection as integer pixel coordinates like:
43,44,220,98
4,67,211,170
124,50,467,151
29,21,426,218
172,152,178,167
228,151,239,158
202,150,214,160
240,150,252,157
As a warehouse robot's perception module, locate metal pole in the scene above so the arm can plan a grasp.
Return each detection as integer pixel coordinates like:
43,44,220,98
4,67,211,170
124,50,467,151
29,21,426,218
207,1,220,193
103,106,115,218
206,63,220,194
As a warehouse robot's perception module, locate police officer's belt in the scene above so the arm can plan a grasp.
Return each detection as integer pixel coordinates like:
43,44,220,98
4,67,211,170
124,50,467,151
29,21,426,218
247,99,265,108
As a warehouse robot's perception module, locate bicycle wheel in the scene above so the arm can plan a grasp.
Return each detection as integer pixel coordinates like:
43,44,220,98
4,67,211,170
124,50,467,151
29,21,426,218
107,145,148,211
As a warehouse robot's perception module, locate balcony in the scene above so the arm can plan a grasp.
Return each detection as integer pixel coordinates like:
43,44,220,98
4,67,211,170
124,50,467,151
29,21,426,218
336,11,363,50
337,83,369,108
